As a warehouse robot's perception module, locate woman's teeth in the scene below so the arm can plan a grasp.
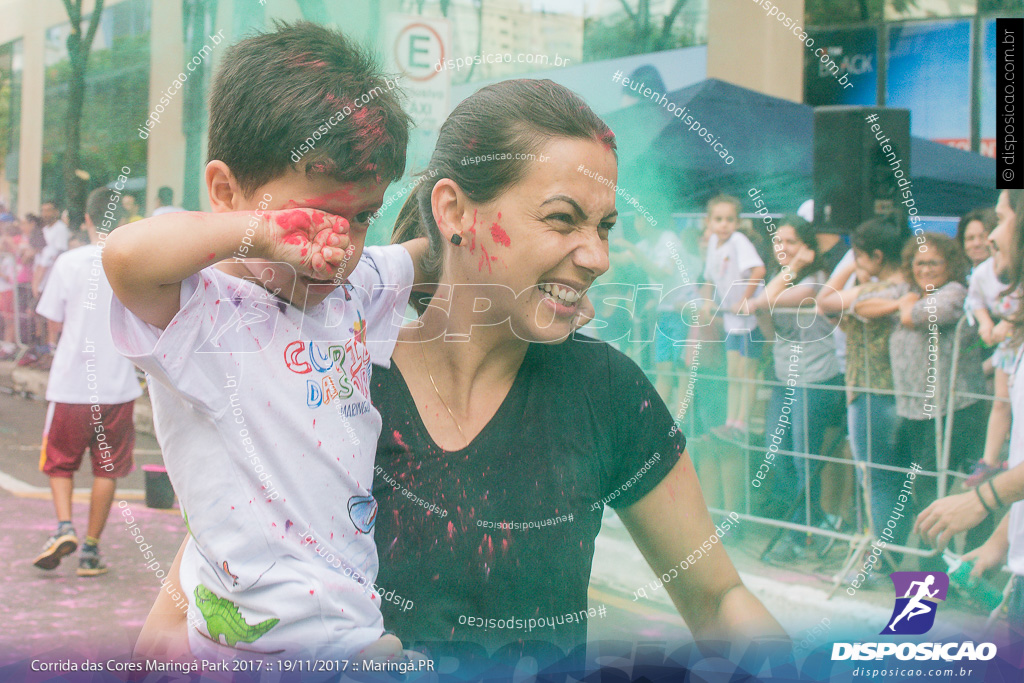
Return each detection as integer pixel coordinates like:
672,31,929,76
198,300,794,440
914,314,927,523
538,283,580,304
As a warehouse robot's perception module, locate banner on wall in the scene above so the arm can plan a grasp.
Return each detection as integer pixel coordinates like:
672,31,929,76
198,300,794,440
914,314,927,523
887,19,972,152
804,26,878,107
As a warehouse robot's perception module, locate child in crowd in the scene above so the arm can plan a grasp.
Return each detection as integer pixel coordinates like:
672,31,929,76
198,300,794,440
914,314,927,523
700,194,765,440
104,23,423,661
32,187,143,576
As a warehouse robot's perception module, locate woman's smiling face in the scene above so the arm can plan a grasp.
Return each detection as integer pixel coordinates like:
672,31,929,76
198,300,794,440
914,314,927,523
445,137,617,343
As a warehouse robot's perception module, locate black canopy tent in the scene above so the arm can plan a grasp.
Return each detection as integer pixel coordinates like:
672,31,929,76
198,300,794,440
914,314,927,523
603,78,998,218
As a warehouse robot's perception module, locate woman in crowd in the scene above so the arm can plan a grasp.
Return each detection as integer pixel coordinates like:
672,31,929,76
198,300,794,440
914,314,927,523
957,208,998,271
136,79,786,667
748,216,846,563
859,233,986,566
818,217,909,571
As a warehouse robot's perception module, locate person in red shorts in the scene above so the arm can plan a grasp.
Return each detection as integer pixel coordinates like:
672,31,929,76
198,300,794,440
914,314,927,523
33,186,142,576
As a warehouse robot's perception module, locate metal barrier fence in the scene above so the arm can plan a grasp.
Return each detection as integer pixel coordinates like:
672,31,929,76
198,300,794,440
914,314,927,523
635,306,1013,605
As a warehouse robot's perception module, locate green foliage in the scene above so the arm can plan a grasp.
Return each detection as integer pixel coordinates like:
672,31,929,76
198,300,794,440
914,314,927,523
0,68,12,169
583,3,706,61
805,0,1021,25
42,32,149,203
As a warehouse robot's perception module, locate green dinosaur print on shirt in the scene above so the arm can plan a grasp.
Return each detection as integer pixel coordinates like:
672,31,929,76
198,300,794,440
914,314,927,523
193,585,279,647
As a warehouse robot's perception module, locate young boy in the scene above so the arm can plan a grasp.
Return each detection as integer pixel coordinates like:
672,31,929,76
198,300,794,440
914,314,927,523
700,194,765,440
33,187,142,576
104,23,423,661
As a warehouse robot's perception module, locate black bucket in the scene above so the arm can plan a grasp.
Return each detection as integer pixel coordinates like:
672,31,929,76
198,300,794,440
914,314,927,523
142,464,175,509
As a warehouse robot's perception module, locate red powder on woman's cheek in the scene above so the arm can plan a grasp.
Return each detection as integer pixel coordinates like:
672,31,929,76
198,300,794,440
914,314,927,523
489,213,510,247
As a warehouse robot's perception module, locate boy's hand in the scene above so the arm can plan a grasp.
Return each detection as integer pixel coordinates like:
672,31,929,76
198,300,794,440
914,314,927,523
260,208,354,279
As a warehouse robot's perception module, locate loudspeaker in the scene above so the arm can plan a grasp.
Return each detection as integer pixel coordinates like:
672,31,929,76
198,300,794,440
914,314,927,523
813,106,911,234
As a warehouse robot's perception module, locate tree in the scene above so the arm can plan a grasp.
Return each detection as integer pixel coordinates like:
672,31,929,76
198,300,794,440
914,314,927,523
615,0,693,52
583,0,703,61
59,0,105,229
805,0,920,24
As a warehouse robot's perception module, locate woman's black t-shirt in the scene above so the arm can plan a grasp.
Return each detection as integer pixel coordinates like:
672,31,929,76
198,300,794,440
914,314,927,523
371,336,686,654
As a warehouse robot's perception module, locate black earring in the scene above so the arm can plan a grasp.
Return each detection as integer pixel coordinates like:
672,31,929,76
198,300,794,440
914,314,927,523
450,233,463,246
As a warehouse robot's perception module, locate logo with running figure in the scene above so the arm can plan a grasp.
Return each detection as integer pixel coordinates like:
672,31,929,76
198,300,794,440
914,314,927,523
881,572,949,635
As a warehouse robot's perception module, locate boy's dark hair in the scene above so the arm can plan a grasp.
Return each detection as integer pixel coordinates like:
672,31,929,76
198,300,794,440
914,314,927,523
157,186,174,205
851,215,908,267
86,187,127,231
209,21,411,197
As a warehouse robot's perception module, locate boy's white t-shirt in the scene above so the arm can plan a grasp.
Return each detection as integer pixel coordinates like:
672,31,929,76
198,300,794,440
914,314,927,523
36,244,142,404
703,231,764,332
110,245,414,659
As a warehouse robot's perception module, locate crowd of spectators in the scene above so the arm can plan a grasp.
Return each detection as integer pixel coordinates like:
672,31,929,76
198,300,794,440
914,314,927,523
0,187,182,366
599,194,1019,577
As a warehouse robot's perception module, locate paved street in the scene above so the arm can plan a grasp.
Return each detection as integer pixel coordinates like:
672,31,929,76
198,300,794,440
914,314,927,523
0,387,1000,672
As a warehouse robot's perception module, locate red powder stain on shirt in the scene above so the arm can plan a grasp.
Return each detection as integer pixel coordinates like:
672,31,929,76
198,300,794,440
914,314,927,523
489,218,510,247
447,521,455,540
393,430,410,451
310,589,315,595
